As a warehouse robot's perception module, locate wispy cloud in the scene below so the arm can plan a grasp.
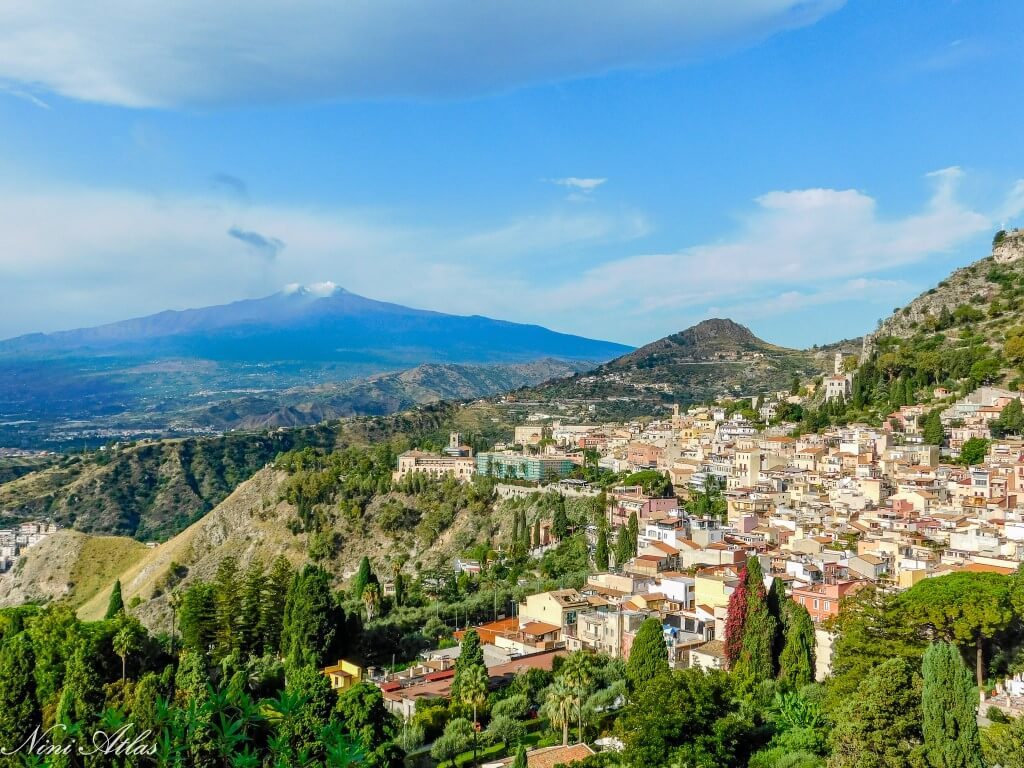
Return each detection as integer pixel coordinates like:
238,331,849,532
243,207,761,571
227,226,284,261
0,83,50,109
0,1,845,107
550,177,608,202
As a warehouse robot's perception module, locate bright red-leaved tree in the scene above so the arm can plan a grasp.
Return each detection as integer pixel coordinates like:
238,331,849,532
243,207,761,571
724,565,748,668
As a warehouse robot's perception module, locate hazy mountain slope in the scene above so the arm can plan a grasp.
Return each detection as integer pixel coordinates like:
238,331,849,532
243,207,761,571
0,286,628,448
188,358,592,430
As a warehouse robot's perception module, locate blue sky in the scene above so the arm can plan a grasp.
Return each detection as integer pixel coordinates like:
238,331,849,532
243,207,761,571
0,0,1022,348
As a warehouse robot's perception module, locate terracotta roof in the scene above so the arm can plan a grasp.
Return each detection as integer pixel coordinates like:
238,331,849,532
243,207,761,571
959,562,1016,576
691,639,726,659
490,743,596,768
520,621,561,636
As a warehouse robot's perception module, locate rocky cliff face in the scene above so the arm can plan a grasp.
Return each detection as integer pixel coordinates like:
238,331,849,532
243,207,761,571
994,228,1024,264
863,229,1024,355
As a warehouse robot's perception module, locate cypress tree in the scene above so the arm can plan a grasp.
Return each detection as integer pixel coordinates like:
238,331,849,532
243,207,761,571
282,565,346,669
105,579,124,619
511,744,528,768
351,556,373,600
625,617,668,692
552,496,570,540
922,641,982,768
778,602,816,688
519,511,530,551
451,628,486,703
595,521,610,571
627,512,640,558
511,509,521,549
766,576,788,668
735,557,777,687
533,518,541,549
0,633,40,753
615,524,632,568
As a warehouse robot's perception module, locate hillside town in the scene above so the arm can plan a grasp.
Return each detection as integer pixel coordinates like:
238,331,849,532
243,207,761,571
370,360,1024,740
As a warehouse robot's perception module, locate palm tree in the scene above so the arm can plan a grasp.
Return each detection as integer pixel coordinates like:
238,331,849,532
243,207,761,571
362,583,381,621
541,679,576,747
559,652,594,743
460,664,489,766
112,617,144,681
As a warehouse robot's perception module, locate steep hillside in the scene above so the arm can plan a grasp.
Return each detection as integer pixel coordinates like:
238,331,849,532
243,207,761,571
0,531,147,607
71,463,552,632
855,228,1024,401
525,318,821,412
0,400,501,540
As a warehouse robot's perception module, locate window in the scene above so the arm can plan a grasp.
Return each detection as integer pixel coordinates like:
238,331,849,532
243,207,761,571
824,601,831,611
813,599,819,609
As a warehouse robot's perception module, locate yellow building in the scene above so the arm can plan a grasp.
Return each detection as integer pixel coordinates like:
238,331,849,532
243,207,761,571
517,589,588,633
693,566,740,611
322,659,364,691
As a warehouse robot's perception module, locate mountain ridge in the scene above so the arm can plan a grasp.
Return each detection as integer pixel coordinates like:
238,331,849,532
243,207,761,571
520,317,821,413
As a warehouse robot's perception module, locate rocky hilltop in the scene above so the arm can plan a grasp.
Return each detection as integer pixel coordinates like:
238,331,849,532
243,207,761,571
523,318,821,412
863,228,1024,365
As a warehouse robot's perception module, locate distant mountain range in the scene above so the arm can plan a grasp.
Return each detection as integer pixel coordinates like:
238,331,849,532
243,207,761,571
0,285,630,447
0,284,630,364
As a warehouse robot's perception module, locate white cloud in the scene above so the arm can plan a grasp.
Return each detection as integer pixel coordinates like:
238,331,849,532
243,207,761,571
551,178,607,193
0,168,1019,345
560,167,1002,326
0,1,845,107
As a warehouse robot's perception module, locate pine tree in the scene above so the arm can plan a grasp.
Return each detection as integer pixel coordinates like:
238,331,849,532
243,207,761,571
214,556,241,657
105,579,124,619
262,555,293,654
179,581,218,653
595,520,610,571
778,602,815,688
0,633,40,753
240,562,267,656
55,638,103,729
922,641,983,768
625,617,668,692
